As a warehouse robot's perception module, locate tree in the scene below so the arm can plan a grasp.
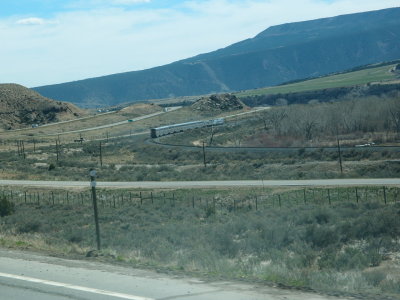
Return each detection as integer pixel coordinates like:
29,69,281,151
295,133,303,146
389,100,400,136
0,196,15,217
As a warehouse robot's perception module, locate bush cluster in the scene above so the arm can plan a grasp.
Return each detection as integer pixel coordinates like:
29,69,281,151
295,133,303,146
0,196,15,217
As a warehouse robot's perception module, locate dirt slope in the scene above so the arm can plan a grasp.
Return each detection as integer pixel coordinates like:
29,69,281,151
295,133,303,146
0,84,84,130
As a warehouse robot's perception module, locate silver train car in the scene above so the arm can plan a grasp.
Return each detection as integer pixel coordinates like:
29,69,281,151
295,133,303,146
151,118,224,138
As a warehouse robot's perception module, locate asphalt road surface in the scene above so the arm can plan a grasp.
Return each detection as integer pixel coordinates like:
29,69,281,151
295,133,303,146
0,178,398,189
43,111,166,136
0,249,350,300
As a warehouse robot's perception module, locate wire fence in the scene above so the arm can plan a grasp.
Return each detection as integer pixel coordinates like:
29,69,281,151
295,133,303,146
1,186,399,212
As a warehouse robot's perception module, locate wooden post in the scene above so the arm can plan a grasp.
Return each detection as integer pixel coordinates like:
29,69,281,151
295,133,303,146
140,192,142,205
192,196,195,208
337,135,343,174
202,141,206,168
255,196,258,211
151,192,153,204
22,141,26,159
99,142,103,167
383,186,387,205
355,188,359,203
328,189,331,205
90,169,101,250
278,194,281,208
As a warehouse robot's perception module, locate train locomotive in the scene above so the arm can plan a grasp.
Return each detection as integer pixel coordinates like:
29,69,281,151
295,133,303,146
151,118,224,138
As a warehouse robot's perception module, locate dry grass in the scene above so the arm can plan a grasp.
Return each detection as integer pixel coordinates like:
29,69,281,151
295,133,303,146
1,187,400,298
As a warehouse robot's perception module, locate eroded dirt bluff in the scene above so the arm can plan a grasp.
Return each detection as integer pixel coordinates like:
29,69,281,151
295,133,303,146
0,83,85,130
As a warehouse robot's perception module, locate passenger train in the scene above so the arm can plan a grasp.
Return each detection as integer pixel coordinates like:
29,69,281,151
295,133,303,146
151,118,224,138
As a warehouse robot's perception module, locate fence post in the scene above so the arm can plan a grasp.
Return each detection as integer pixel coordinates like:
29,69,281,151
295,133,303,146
328,189,331,205
192,196,195,208
255,196,258,211
90,169,101,251
383,186,387,205
355,188,359,203
278,194,281,208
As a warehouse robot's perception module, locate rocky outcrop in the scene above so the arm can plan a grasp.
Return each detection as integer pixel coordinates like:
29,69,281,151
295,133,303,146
191,94,246,112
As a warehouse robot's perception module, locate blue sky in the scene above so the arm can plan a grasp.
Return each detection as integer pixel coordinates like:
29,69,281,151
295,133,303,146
0,0,184,17
0,0,399,87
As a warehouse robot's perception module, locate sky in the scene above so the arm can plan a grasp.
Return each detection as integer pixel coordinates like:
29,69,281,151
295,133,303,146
0,0,399,87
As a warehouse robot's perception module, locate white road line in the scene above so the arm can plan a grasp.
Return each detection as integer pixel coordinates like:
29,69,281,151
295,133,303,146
0,272,154,300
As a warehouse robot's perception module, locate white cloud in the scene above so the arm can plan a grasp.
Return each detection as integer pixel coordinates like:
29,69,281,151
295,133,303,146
1,0,399,87
16,17,46,25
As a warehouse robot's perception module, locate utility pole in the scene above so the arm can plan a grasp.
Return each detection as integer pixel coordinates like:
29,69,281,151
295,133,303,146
56,140,59,162
99,142,103,167
202,141,207,168
90,169,101,250
209,125,215,145
336,132,343,174
22,141,25,159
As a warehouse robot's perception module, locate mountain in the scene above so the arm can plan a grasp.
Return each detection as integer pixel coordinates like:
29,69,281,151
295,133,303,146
34,7,400,108
0,84,84,130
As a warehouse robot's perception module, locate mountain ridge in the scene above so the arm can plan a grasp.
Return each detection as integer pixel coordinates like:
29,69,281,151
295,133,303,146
34,7,400,107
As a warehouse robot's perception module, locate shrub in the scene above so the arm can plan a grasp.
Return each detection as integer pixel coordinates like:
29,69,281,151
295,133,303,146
18,221,41,233
0,196,15,217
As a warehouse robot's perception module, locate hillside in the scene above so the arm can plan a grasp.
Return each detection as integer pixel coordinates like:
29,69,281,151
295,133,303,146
236,61,400,98
0,84,84,130
34,7,400,107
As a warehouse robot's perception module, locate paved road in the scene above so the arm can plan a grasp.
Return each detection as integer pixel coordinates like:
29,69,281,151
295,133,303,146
43,111,166,136
0,249,349,300
0,179,398,189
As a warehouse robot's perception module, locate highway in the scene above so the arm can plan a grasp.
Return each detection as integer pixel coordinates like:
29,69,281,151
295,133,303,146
42,111,166,136
0,178,398,189
0,249,350,300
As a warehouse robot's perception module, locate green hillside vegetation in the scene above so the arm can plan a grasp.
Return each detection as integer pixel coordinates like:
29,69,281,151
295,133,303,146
236,62,400,97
